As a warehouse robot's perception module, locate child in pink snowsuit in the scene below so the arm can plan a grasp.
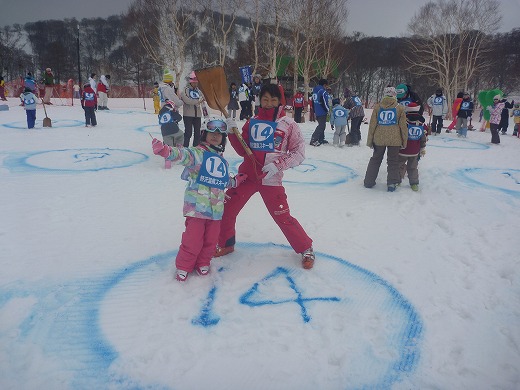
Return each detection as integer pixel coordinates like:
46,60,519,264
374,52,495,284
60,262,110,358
213,84,315,270
152,117,247,281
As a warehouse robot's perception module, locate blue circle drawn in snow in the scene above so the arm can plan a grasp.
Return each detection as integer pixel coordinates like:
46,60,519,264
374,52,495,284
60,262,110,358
453,167,520,197
0,243,423,389
428,136,489,150
2,148,148,173
229,158,357,186
2,119,84,129
136,122,185,135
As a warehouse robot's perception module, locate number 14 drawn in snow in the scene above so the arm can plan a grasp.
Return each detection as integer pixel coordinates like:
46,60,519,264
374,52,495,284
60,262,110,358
192,267,340,327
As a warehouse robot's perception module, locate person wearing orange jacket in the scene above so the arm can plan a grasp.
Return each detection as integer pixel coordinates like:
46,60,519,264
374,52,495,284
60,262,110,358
446,92,464,132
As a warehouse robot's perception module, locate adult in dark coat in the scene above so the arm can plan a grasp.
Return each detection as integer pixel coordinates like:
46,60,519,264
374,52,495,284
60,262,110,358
396,83,424,116
499,98,515,134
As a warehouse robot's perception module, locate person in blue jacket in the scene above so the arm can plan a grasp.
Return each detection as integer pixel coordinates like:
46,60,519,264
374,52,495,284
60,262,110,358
310,79,330,146
330,98,349,147
20,88,38,128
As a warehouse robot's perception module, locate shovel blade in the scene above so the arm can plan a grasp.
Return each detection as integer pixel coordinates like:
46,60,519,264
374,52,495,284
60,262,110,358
43,117,52,127
195,66,230,114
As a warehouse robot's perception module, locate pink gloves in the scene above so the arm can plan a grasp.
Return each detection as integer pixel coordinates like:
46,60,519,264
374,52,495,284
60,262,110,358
152,138,172,158
230,173,248,188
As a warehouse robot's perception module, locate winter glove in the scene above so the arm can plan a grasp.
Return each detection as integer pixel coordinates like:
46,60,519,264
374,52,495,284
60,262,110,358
420,148,426,157
152,138,172,158
261,162,278,180
229,173,248,188
225,118,238,133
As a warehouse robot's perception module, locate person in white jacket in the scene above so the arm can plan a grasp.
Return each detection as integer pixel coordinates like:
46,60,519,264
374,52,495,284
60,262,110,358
88,73,97,94
427,89,448,135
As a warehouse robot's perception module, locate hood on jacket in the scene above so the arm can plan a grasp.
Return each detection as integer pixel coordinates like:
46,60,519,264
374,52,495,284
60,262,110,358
380,96,399,109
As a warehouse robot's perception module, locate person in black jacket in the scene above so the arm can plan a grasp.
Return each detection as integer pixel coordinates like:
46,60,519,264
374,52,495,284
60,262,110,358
499,97,515,134
396,83,424,116
455,92,474,138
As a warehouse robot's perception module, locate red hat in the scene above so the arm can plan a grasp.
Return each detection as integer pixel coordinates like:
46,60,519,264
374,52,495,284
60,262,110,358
405,102,421,112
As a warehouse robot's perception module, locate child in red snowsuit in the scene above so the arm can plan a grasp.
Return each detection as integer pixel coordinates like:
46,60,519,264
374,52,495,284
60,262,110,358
214,84,315,269
81,83,97,127
292,88,306,123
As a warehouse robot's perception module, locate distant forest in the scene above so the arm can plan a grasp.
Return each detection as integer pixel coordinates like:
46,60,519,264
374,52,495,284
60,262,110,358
1,0,519,106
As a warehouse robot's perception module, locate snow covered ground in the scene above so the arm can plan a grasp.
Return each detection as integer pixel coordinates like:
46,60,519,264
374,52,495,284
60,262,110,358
1,97,519,389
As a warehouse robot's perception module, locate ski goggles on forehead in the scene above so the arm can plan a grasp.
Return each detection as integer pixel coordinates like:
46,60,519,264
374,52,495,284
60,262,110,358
206,119,227,133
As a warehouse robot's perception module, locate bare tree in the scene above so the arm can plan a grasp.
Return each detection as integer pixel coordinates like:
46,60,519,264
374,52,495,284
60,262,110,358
0,24,29,80
248,0,265,76
203,0,243,67
406,0,501,112
129,0,206,85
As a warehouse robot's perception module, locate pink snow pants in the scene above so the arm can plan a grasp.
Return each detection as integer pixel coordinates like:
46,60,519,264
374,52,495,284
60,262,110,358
176,217,220,272
218,180,313,254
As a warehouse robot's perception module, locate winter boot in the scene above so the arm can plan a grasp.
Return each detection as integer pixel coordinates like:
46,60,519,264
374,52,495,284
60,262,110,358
301,247,315,269
411,184,419,192
196,266,210,276
387,183,398,192
176,269,188,282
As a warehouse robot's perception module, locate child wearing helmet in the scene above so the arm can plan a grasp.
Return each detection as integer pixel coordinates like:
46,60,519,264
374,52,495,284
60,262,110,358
151,117,247,282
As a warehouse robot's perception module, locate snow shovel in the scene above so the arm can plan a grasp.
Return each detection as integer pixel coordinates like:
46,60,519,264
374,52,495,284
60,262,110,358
42,99,52,127
195,66,258,167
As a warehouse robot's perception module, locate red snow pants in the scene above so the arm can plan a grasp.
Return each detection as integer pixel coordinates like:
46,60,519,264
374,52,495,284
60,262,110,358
176,217,220,272
217,180,313,254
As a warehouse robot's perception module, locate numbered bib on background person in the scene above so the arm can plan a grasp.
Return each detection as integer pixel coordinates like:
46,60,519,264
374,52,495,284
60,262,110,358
248,119,277,152
23,96,36,105
407,123,424,141
188,89,200,99
398,98,412,107
196,152,229,190
433,96,444,106
353,96,362,106
377,108,397,126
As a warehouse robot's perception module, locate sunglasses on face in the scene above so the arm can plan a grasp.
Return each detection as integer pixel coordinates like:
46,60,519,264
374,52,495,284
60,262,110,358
206,119,227,133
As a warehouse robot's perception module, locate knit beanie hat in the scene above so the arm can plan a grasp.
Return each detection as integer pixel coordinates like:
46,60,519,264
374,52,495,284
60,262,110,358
163,69,173,83
405,102,421,112
383,86,397,97
435,88,442,95
319,78,328,86
396,83,408,98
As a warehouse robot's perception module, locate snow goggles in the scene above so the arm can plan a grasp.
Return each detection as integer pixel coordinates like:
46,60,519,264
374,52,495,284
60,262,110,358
206,119,227,133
